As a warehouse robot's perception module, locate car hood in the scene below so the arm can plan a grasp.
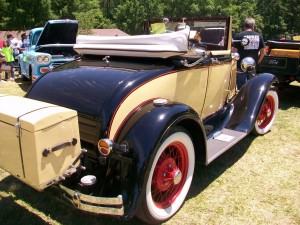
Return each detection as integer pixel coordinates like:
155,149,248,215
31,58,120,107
36,20,78,46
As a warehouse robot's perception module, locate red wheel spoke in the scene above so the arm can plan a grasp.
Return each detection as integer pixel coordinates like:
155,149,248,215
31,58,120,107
152,141,189,208
257,96,275,129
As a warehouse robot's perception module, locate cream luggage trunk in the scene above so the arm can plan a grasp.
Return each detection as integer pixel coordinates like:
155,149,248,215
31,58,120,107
0,95,82,191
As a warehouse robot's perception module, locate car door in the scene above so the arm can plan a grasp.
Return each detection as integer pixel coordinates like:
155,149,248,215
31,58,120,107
201,51,233,118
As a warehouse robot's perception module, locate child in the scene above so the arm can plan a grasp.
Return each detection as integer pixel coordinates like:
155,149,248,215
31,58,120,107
1,41,14,81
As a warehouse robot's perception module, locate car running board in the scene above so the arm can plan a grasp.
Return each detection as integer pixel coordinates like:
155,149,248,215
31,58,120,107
206,128,247,165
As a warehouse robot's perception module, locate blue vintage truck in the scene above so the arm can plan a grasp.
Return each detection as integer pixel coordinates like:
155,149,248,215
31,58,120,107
18,19,78,82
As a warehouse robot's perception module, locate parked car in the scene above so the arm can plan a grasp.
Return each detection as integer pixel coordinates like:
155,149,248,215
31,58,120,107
258,39,300,87
18,19,78,82
0,16,278,224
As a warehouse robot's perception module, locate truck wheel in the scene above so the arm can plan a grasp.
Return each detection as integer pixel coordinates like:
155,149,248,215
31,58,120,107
137,127,195,224
252,90,278,135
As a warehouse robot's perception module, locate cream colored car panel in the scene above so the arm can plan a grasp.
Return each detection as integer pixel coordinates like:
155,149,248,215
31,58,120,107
201,63,232,118
109,60,232,140
20,115,80,189
0,95,54,126
228,60,237,99
0,122,23,176
109,68,209,140
0,96,81,191
19,105,77,132
211,50,231,56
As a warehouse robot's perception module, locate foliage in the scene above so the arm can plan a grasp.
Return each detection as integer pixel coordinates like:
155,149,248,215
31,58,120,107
1,0,52,30
73,0,116,34
50,0,79,19
113,0,164,34
0,0,298,38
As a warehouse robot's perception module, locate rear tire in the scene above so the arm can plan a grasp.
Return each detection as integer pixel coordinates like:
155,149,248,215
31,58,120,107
252,90,278,135
136,127,195,224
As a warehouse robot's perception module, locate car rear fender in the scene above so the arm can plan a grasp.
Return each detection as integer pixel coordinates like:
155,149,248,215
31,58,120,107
114,100,206,218
226,73,277,133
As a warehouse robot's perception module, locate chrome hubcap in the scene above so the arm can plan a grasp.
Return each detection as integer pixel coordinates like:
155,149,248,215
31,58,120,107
173,169,182,185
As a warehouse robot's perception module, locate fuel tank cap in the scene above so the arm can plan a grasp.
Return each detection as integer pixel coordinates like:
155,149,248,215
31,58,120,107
153,98,168,106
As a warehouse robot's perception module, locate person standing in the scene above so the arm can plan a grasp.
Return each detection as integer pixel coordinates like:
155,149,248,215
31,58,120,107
19,33,28,52
232,17,265,90
1,40,15,81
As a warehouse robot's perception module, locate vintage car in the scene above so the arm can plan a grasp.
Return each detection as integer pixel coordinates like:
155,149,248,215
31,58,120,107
0,16,278,224
18,19,78,82
258,39,300,87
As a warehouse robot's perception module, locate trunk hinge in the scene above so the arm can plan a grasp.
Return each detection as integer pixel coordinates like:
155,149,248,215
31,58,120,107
15,121,22,137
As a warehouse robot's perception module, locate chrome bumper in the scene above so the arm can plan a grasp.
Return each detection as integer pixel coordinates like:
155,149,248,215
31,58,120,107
59,184,124,216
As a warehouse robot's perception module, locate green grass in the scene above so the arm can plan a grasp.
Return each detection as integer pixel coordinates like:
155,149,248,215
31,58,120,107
0,78,299,225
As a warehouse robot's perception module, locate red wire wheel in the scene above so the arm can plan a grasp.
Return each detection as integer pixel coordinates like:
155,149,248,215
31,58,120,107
151,141,189,208
137,127,195,224
257,95,275,129
252,90,278,135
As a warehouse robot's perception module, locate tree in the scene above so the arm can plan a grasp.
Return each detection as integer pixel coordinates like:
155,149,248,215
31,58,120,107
74,0,115,34
160,0,195,18
3,0,52,30
50,0,80,19
257,0,288,39
0,0,9,30
113,0,164,34
285,0,300,35
0,0,298,39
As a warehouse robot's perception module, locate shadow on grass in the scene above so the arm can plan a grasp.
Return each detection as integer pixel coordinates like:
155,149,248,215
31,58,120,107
188,134,256,199
0,189,49,225
15,77,32,93
0,176,142,225
277,83,300,110
0,137,256,225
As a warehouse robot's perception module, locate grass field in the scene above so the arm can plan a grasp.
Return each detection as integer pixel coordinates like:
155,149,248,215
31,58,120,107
0,77,299,225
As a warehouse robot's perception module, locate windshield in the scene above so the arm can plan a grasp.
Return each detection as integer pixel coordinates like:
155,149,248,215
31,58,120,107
144,17,230,49
30,30,42,46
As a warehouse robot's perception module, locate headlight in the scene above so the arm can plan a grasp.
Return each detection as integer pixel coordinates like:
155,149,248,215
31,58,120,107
36,55,51,64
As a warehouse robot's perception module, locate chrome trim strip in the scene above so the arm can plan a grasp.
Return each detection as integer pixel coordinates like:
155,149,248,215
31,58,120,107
59,185,124,216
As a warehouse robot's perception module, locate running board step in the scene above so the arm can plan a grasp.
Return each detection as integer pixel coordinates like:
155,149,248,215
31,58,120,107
206,128,247,164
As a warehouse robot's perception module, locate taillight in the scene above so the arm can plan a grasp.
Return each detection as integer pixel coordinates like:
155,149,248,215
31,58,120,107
265,46,270,55
98,139,113,156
